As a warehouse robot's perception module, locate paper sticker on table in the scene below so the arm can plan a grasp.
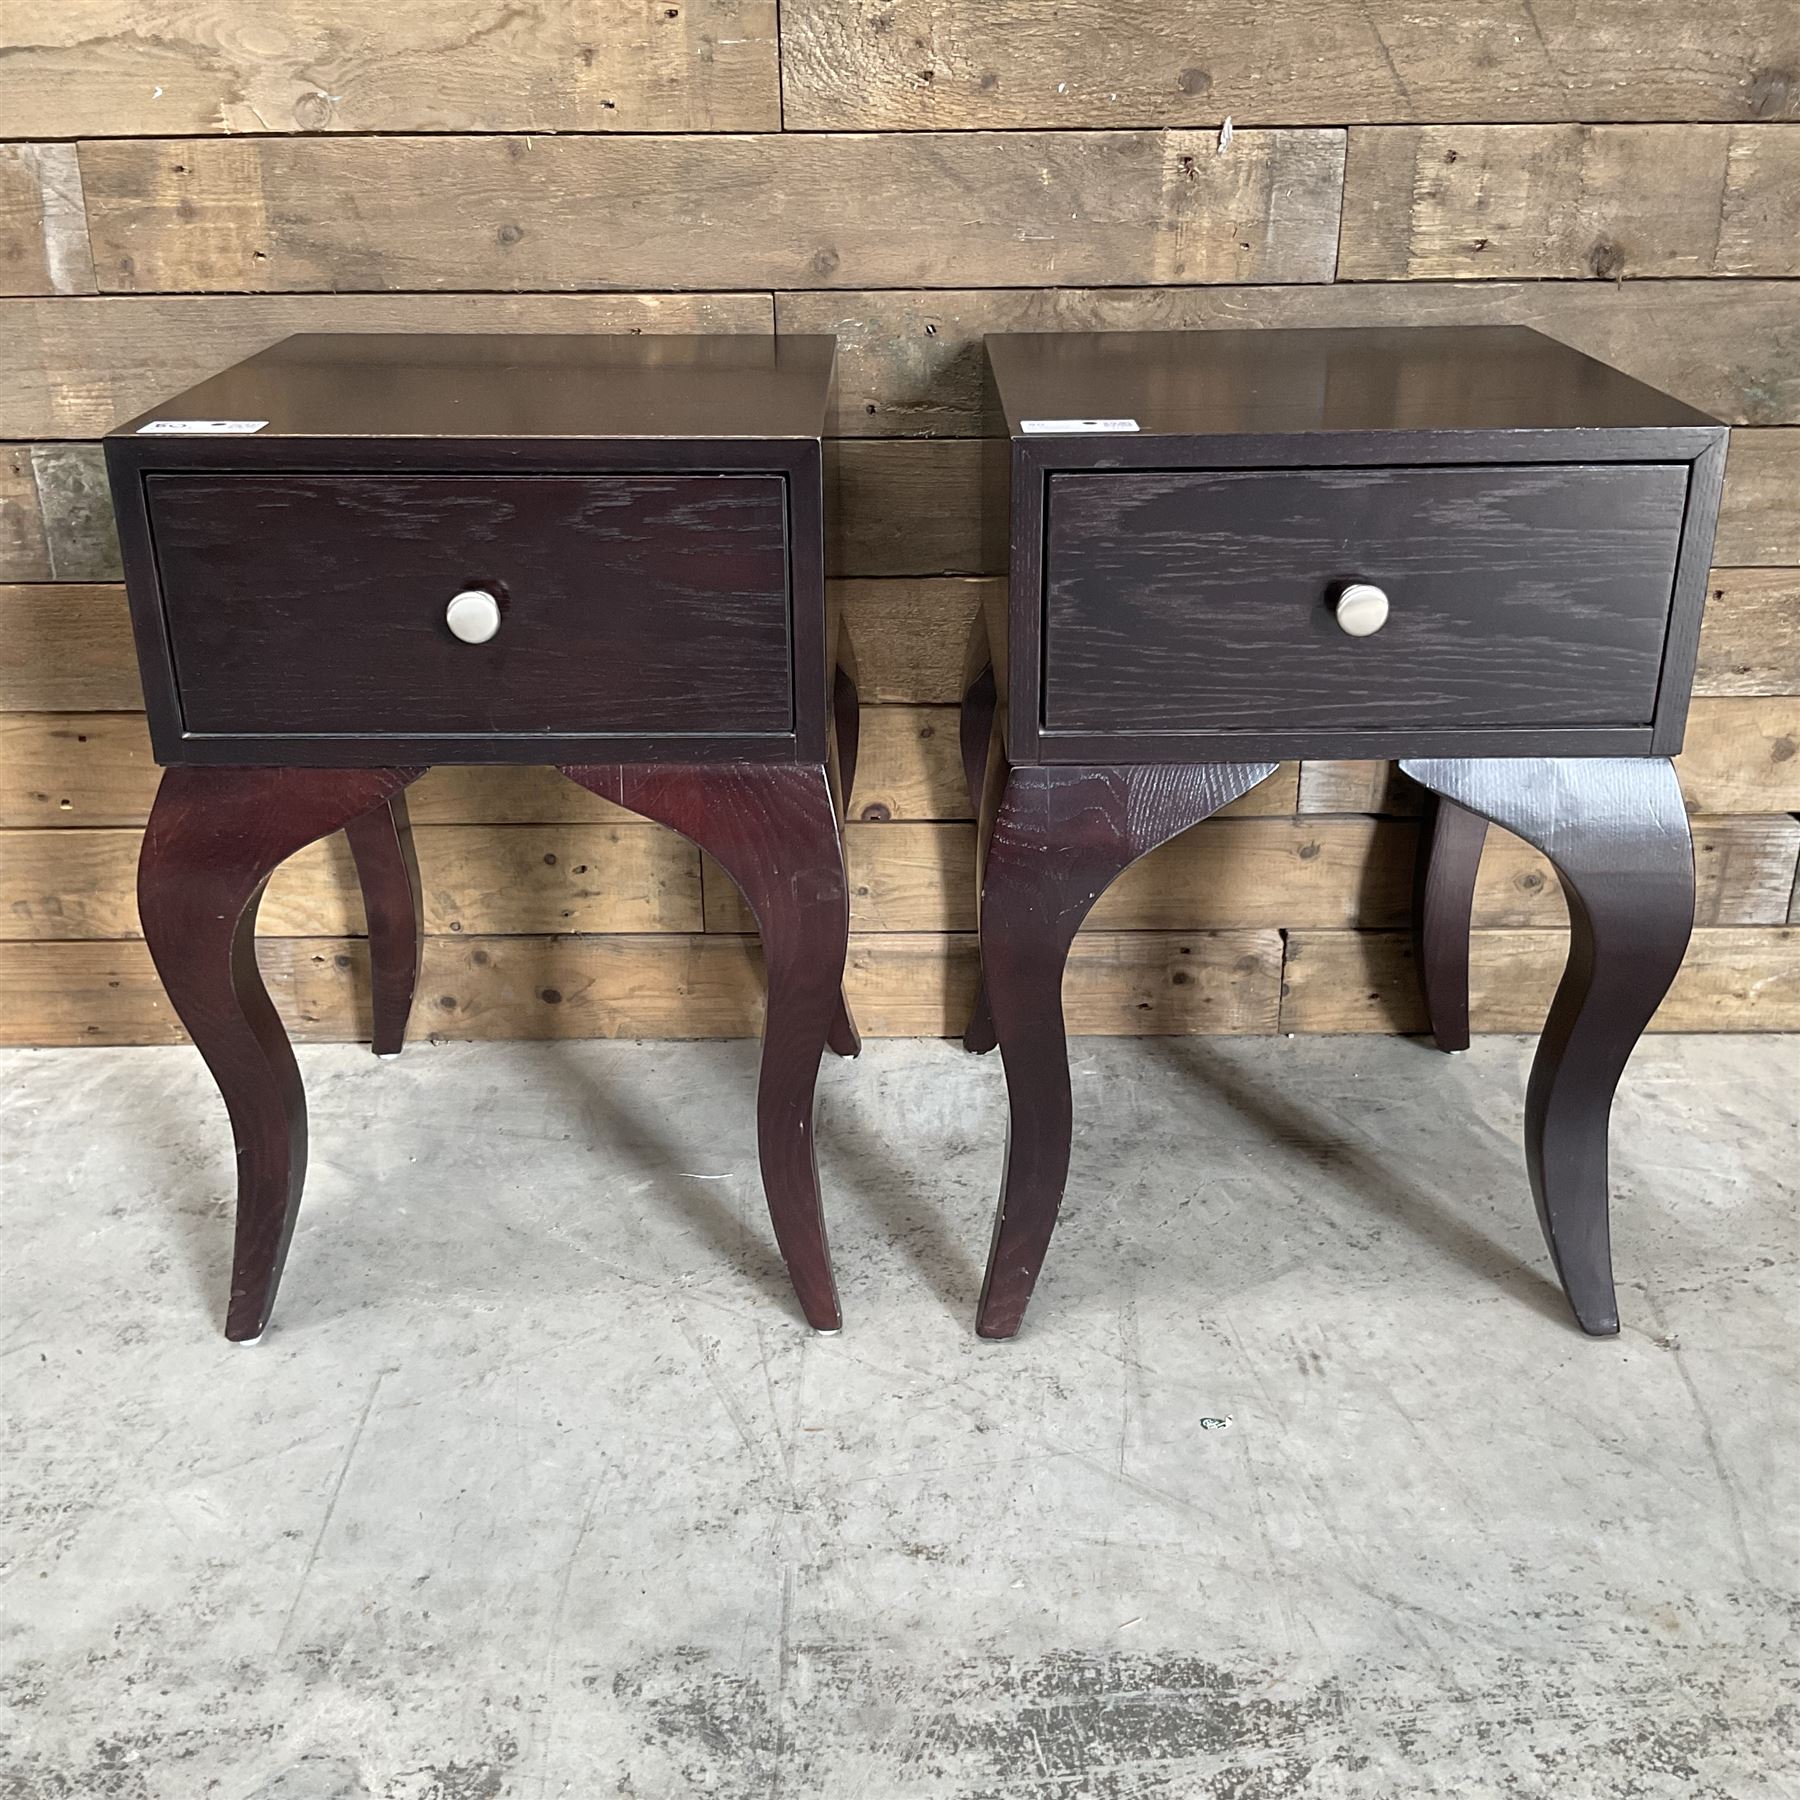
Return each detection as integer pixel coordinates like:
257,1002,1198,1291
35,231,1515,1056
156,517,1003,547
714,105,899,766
137,419,268,434
1019,418,1140,435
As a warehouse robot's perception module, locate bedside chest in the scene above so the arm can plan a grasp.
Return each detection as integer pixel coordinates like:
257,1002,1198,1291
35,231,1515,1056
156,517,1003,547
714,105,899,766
107,334,858,1340
964,327,1727,1340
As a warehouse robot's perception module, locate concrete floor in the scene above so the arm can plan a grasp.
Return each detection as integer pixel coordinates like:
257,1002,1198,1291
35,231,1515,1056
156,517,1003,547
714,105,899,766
2,1033,1796,1800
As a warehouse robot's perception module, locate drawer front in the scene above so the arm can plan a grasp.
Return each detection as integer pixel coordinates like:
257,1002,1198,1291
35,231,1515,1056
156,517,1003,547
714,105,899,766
1041,464,1689,735
147,473,792,737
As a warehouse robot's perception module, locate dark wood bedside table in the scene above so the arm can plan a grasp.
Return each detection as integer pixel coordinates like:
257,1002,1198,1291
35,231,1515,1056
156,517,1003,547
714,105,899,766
106,334,858,1341
964,327,1728,1341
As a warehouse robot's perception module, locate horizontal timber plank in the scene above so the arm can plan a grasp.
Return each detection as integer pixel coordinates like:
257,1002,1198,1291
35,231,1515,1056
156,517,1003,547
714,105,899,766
4,698,1786,835
1674,698,1800,813
1297,763,1425,817
77,132,1346,295
0,445,116,582
0,145,94,298
779,283,1800,436
1718,431,1800,566
1696,569,1800,695
0,705,990,828
0,294,774,441
0,1,780,138
838,578,998,703
1338,125,1800,281
18,286,1800,442
1298,700,1800,818
10,574,1791,716
1280,928,1800,1033
700,814,1798,935
0,822,703,941
779,0,1800,130
0,585,138,709
0,928,1284,1046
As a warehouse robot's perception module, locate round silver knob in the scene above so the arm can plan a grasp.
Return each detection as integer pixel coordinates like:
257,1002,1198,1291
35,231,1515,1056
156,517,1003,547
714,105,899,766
445,588,501,645
1334,581,1390,637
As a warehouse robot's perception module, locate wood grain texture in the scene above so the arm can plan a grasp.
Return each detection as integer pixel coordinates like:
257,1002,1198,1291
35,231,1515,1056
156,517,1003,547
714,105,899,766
0,927,1287,1046
11,698,1791,833
0,585,139,710
1675,698,1800,812
1299,701,1800,816
828,435,1798,581
146,471,794,736
1717,431,1800,565
1474,815,1800,930
0,293,774,440
835,578,999,702
780,281,1800,436
707,815,1412,933
780,0,1800,129
0,446,118,583
1339,125,1800,280
0,705,979,828
0,1,779,137
0,451,52,581
1041,463,1687,734
699,812,1797,935
1696,569,1800,694
1281,928,1800,1032
78,132,1346,295
1297,761,1427,816
0,822,703,940
0,146,95,298
15,280,1798,443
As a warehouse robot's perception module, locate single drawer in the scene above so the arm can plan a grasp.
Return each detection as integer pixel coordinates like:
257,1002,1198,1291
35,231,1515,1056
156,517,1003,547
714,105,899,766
1041,464,1689,735
146,473,793,738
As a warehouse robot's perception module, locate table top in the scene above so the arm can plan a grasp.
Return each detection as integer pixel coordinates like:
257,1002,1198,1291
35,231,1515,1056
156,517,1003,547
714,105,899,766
112,333,837,441
985,327,1721,439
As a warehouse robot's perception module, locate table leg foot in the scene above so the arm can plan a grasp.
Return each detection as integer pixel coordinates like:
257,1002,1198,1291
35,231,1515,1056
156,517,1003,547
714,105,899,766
1400,758,1694,1334
974,761,1280,1339
138,765,425,1339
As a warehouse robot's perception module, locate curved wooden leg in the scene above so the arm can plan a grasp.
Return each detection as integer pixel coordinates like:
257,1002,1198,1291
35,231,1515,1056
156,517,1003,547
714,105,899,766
1413,793,1489,1054
976,761,1279,1339
828,638,862,1059
344,791,423,1059
1399,758,1694,1335
137,765,426,1340
560,763,849,1331
960,639,999,1056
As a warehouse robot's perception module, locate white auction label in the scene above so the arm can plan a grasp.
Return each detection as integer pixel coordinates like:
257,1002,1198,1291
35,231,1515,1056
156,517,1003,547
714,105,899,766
137,419,268,434
1019,417,1140,435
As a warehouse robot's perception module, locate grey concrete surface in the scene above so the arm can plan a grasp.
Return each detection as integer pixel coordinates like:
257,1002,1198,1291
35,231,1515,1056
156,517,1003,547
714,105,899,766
2,1033,1796,1800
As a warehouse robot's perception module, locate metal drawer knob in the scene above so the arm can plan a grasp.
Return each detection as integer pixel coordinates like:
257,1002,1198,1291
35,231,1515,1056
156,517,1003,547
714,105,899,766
1334,581,1390,637
445,588,501,644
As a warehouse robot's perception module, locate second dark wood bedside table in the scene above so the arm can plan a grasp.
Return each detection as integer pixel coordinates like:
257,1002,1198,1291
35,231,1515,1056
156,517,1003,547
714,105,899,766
963,327,1727,1341
107,334,858,1340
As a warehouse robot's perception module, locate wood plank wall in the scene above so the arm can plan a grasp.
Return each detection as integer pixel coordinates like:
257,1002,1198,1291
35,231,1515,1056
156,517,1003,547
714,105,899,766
2,3,1798,1046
